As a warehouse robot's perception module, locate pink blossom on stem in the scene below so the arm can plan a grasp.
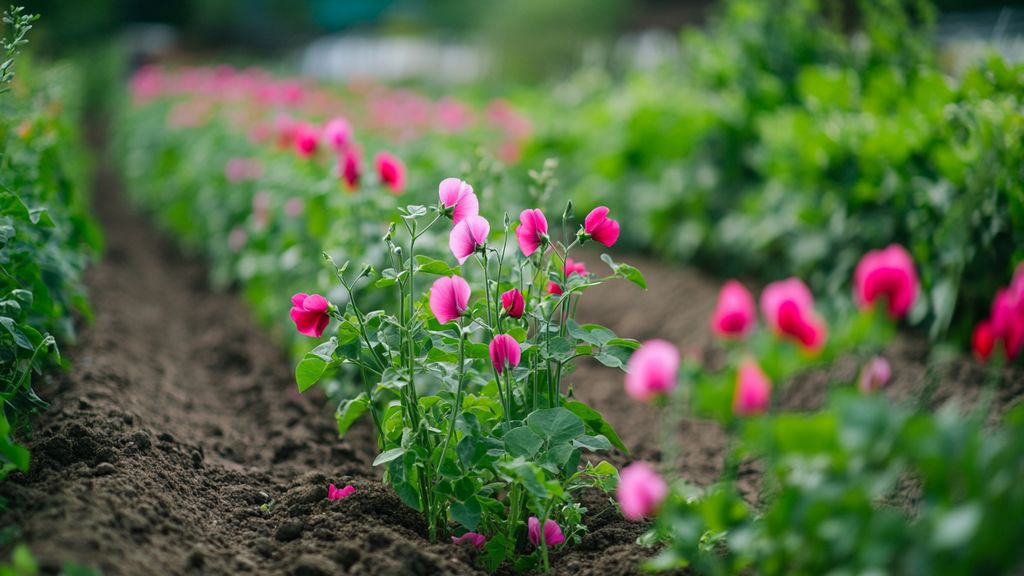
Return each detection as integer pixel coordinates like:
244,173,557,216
617,462,668,521
451,532,487,548
760,278,827,351
293,122,320,157
733,358,771,416
991,289,1024,360
489,334,522,374
858,356,891,394
516,209,548,256
375,151,405,194
341,148,361,190
322,117,352,152
854,244,919,319
973,321,995,362
438,178,479,225
501,289,525,319
625,339,680,402
527,517,565,547
290,293,331,337
583,206,620,247
327,483,355,501
449,215,490,264
285,197,304,217
711,280,756,338
429,275,470,325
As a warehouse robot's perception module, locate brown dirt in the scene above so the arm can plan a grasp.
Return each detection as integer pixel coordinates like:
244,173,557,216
2,138,1021,576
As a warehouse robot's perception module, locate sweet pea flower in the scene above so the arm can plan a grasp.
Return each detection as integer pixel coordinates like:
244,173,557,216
438,178,479,225
293,122,320,157
991,289,1024,360
285,197,304,217
617,462,668,521
527,517,565,547
760,278,827,351
451,532,487,548
548,258,588,296
327,483,355,501
711,280,756,338
322,117,352,152
973,321,994,362
449,215,490,264
858,356,891,394
583,206,620,247
516,209,549,256
290,293,331,338
733,358,771,416
854,244,919,319
489,334,522,374
625,339,680,402
375,151,405,193
429,275,471,325
501,288,525,319
341,148,361,190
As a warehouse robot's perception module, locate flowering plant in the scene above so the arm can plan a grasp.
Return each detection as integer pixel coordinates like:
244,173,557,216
293,178,645,571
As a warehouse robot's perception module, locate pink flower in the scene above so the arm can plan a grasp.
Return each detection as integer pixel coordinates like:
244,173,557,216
438,178,479,225
583,206,620,247
549,258,588,296
449,215,490,264
857,356,891,394
225,157,249,183
274,114,296,149
711,280,756,338
327,483,355,501
293,122,320,157
733,359,771,416
489,334,522,374
548,282,563,296
285,197,304,217
501,289,525,319
451,532,486,548
516,209,548,256
973,321,994,362
429,275,470,324
760,278,827,351
527,517,565,547
375,151,405,194
625,339,680,402
290,293,331,337
991,289,1024,360
322,117,352,152
341,148,361,190
617,462,668,521
854,245,919,319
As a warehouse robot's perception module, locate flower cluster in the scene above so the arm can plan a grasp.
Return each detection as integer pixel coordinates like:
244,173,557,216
972,264,1024,363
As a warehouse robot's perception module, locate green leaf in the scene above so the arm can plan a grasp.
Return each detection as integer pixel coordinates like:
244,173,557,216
600,254,647,289
335,393,370,438
504,426,544,458
527,407,584,445
295,357,327,392
415,255,459,276
482,533,508,572
373,447,407,466
573,434,612,451
546,337,575,361
451,497,482,531
562,400,627,451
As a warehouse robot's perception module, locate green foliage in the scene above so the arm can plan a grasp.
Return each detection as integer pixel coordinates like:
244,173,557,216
0,11,99,480
519,0,1022,345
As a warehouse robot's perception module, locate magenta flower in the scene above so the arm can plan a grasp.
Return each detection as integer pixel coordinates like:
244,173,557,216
733,358,771,416
625,339,680,402
548,282,563,296
854,245,919,319
857,356,891,394
973,321,994,362
617,462,668,521
290,293,331,338
341,148,361,190
549,258,588,296
501,289,526,319
583,206,620,247
711,280,756,338
516,209,549,256
451,532,487,548
375,151,405,194
449,215,490,264
438,178,479,225
760,278,827,352
327,483,355,501
991,289,1024,360
489,334,522,374
322,117,352,152
429,275,470,325
293,122,320,157
527,517,565,547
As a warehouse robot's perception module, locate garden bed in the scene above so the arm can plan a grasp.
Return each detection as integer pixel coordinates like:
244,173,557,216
1,133,1019,576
